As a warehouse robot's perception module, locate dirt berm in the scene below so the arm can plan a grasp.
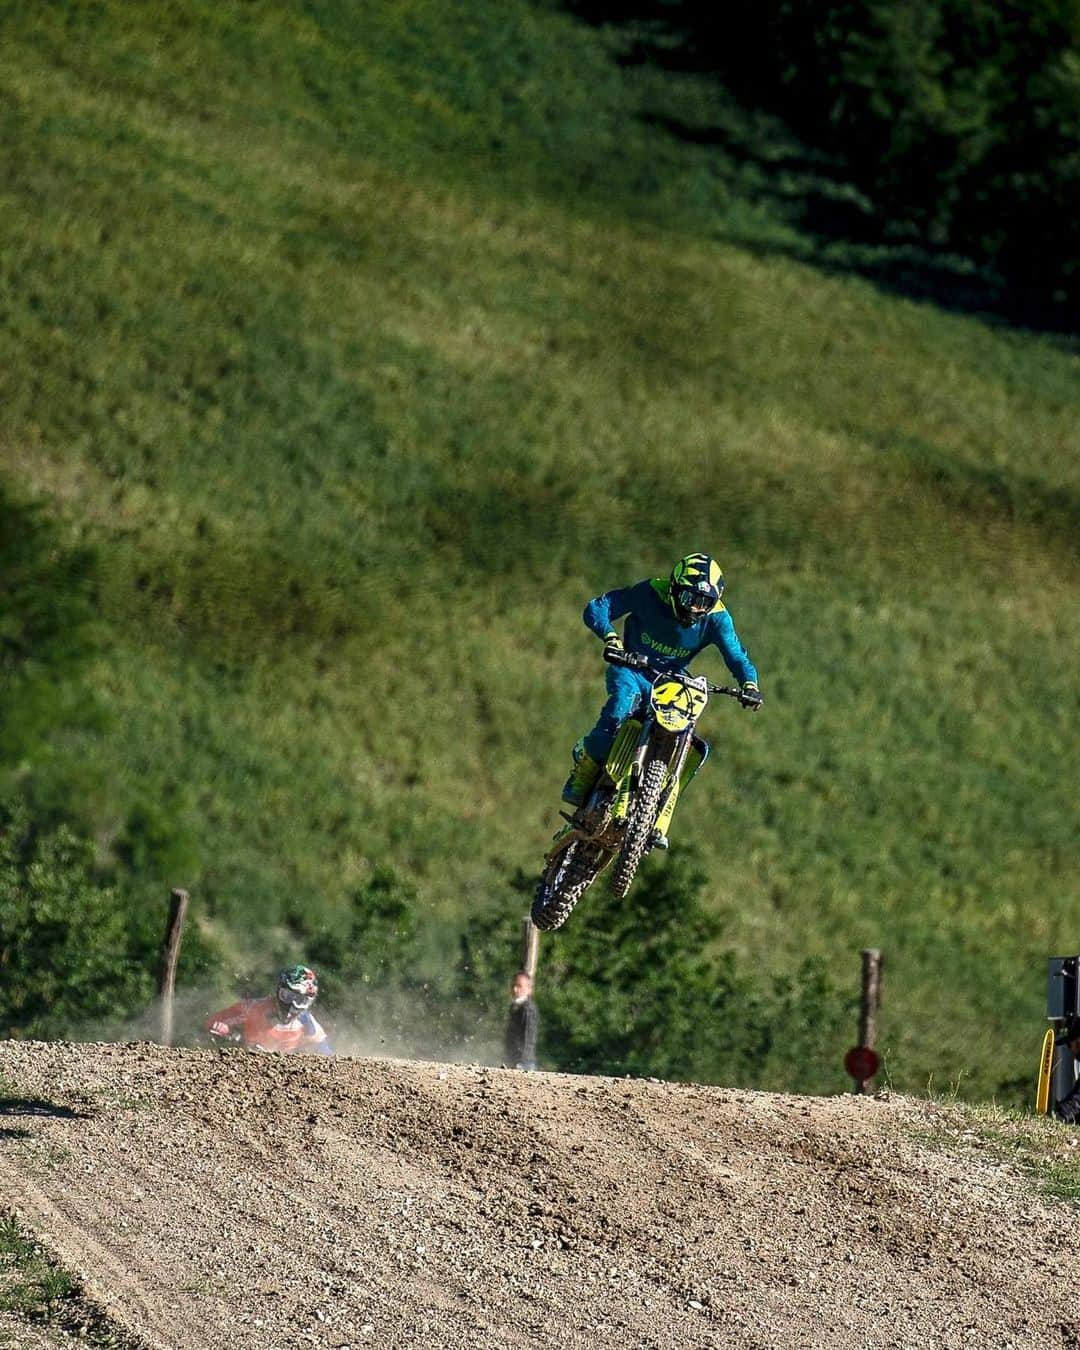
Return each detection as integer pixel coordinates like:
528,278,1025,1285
0,1041,1075,1349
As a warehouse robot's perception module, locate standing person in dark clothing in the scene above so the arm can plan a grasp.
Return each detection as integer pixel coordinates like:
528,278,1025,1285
504,970,539,1071
1053,1019,1080,1123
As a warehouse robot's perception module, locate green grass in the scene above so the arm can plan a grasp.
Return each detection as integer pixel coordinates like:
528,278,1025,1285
0,1213,140,1347
0,1216,74,1320
910,1104,1080,1206
0,0,1078,1098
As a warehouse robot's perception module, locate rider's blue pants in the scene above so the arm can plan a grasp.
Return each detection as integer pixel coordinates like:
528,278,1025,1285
582,665,654,762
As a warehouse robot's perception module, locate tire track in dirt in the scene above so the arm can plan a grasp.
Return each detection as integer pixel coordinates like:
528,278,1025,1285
0,1170,165,1349
0,1040,1075,1349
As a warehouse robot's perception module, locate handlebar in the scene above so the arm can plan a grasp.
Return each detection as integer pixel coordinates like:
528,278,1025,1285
603,647,742,699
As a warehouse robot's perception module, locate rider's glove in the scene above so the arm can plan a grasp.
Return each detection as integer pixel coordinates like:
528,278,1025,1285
208,1021,231,1038
739,681,763,711
603,631,624,658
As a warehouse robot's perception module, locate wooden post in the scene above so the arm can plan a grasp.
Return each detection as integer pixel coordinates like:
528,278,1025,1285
855,948,883,1094
158,888,189,1047
520,916,540,982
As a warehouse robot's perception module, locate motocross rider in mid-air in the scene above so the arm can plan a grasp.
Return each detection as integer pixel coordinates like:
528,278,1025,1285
562,553,762,846
206,964,333,1055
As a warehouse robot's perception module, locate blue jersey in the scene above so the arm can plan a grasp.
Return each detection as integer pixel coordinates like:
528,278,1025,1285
583,578,758,685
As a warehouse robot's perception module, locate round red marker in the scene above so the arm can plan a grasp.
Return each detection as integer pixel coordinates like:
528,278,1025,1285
844,1045,880,1082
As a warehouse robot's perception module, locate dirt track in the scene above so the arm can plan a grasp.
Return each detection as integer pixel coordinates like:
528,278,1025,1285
0,1040,1075,1349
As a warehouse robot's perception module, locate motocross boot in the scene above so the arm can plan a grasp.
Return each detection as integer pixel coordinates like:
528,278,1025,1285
561,740,602,806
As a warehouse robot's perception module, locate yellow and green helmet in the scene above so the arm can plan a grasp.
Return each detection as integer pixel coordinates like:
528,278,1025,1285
669,553,725,625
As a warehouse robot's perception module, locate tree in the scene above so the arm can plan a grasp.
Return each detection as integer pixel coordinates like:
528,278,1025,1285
0,799,155,1038
571,0,1080,320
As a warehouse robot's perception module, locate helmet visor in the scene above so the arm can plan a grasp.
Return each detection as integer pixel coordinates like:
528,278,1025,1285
279,986,315,1011
674,585,716,622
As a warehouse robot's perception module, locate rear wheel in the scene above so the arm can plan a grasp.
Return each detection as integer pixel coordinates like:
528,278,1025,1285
609,758,667,899
532,839,607,931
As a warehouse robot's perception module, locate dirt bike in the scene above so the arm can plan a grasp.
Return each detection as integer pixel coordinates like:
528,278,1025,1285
531,648,747,931
207,1026,253,1051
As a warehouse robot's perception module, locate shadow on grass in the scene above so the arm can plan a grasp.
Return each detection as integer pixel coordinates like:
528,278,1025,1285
563,4,1077,342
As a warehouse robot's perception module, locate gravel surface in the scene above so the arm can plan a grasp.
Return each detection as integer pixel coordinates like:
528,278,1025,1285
0,1040,1075,1349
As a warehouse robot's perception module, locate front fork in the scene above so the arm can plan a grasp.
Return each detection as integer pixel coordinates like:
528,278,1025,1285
653,733,709,836
610,723,708,829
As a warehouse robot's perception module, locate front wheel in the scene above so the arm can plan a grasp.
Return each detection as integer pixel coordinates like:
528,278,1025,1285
609,757,667,899
532,838,608,931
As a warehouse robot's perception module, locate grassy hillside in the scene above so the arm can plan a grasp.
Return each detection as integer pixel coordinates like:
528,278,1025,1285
1,0,1077,1097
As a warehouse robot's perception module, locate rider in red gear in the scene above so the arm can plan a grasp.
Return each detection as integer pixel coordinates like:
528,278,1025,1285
206,965,332,1055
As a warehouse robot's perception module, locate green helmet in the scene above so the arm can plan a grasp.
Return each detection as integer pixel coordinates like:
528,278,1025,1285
277,964,318,1013
669,553,725,626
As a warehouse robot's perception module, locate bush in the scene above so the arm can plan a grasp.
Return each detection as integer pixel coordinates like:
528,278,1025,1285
0,798,155,1038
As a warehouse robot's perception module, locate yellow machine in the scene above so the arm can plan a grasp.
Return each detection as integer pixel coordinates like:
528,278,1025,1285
1035,1027,1055,1114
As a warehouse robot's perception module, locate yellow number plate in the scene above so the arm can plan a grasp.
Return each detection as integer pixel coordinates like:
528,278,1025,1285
652,679,707,731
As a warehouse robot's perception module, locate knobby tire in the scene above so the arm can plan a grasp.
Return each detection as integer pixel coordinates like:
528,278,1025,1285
532,839,605,931
609,757,667,899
